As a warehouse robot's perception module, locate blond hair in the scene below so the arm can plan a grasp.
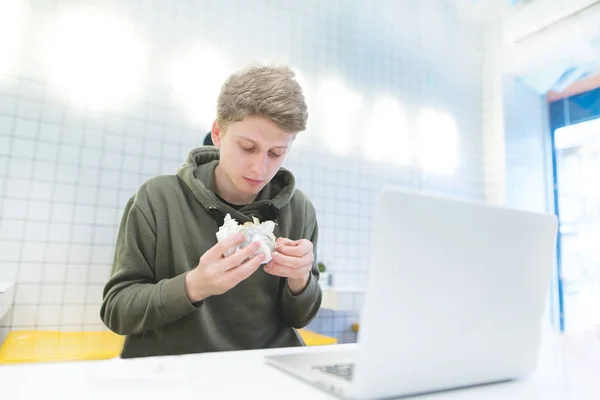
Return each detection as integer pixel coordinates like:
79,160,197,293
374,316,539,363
216,65,308,134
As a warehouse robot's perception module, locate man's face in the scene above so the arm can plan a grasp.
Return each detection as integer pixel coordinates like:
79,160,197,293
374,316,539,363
212,116,294,201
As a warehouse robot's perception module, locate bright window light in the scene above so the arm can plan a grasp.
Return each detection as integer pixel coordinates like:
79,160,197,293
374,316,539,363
169,45,233,129
364,96,411,166
316,77,362,155
0,0,26,78
415,108,459,175
43,8,146,111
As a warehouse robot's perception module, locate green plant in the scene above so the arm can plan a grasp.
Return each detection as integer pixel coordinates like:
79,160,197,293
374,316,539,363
317,262,326,273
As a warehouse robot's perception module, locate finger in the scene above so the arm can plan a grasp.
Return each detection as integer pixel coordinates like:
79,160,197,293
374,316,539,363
270,250,313,269
264,262,295,278
220,241,261,270
229,252,266,282
205,233,245,260
276,237,294,247
264,262,310,279
276,241,312,257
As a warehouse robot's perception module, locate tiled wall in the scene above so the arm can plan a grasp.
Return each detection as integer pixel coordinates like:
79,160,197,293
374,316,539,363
504,77,553,214
1,0,491,344
503,76,557,330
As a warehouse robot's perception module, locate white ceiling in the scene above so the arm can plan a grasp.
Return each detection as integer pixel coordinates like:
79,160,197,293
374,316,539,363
451,0,600,94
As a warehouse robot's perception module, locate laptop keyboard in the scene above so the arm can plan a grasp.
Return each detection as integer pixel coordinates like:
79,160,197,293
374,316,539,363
312,363,355,381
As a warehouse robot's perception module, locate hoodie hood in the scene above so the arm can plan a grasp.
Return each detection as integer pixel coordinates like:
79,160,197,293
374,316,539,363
176,146,296,226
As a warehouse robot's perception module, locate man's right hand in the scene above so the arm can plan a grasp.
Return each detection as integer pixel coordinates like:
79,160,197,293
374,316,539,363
184,233,265,303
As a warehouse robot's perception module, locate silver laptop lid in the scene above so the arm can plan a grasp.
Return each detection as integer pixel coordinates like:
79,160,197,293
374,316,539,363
352,189,558,399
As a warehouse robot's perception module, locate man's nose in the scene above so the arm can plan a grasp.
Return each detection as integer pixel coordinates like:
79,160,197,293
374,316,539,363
250,153,268,176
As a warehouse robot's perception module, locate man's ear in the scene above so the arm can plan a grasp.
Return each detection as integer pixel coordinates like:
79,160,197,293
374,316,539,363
211,121,222,148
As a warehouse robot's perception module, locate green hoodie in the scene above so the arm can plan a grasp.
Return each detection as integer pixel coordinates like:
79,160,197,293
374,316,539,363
100,146,322,358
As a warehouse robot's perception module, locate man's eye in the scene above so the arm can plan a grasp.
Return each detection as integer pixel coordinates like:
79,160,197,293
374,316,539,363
269,152,283,158
242,147,255,153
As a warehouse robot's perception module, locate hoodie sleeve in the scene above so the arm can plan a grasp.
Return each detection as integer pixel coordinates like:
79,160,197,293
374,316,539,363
280,214,323,328
100,197,198,336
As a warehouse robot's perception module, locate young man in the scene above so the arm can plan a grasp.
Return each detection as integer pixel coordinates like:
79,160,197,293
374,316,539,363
100,65,322,358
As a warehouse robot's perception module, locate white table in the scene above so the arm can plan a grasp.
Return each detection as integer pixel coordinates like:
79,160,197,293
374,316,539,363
1,330,598,400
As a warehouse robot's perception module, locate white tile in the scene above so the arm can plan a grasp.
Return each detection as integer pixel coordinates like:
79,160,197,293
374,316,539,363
66,264,88,284
118,190,133,207
146,124,164,140
63,284,86,304
0,240,22,262
100,170,120,189
45,244,69,263
5,178,30,197
329,272,353,287
36,325,60,331
83,324,106,331
95,208,118,226
120,172,142,191
98,189,119,208
24,221,48,241
93,226,115,245
17,264,43,283
0,137,12,156
0,220,25,240
47,224,71,242
8,158,33,179
78,167,100,185
74,205,95,224
122,155,142,172
68,245,91,264
144,140,162,158
41,105,64,124
39,284,64,304
0,262,19,282
58,144,81,165
83,304,102,325
81,148,103,167
124,137,144,155
62,127,83,145
14,284,40,305
91,246,115,265
39,123,61,142
55,164,78,184
53,183,76,203
88,265,110,284
51,203,74,223
11,305,38,326
27,201,52,220
2,199,28,219
101,152,123,171
104,134,124,151
36,305,61,326
42,264,67,284
71,224,94,244
0,100,16,119
35,141,59,162
75,186,99,206
85,284,104,304
60,304,84,326
29,181,54,200
33,160,56,181
60,325,84,332
20,242,46,263
13,118,38,138
83,131,103,148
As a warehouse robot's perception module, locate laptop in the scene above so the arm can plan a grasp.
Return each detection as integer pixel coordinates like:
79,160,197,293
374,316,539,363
265,188,559,399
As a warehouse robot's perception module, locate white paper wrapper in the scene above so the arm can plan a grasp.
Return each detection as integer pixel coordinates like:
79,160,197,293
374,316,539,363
215,213,276,263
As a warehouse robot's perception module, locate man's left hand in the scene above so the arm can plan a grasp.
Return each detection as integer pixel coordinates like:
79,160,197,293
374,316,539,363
264,238,314,294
